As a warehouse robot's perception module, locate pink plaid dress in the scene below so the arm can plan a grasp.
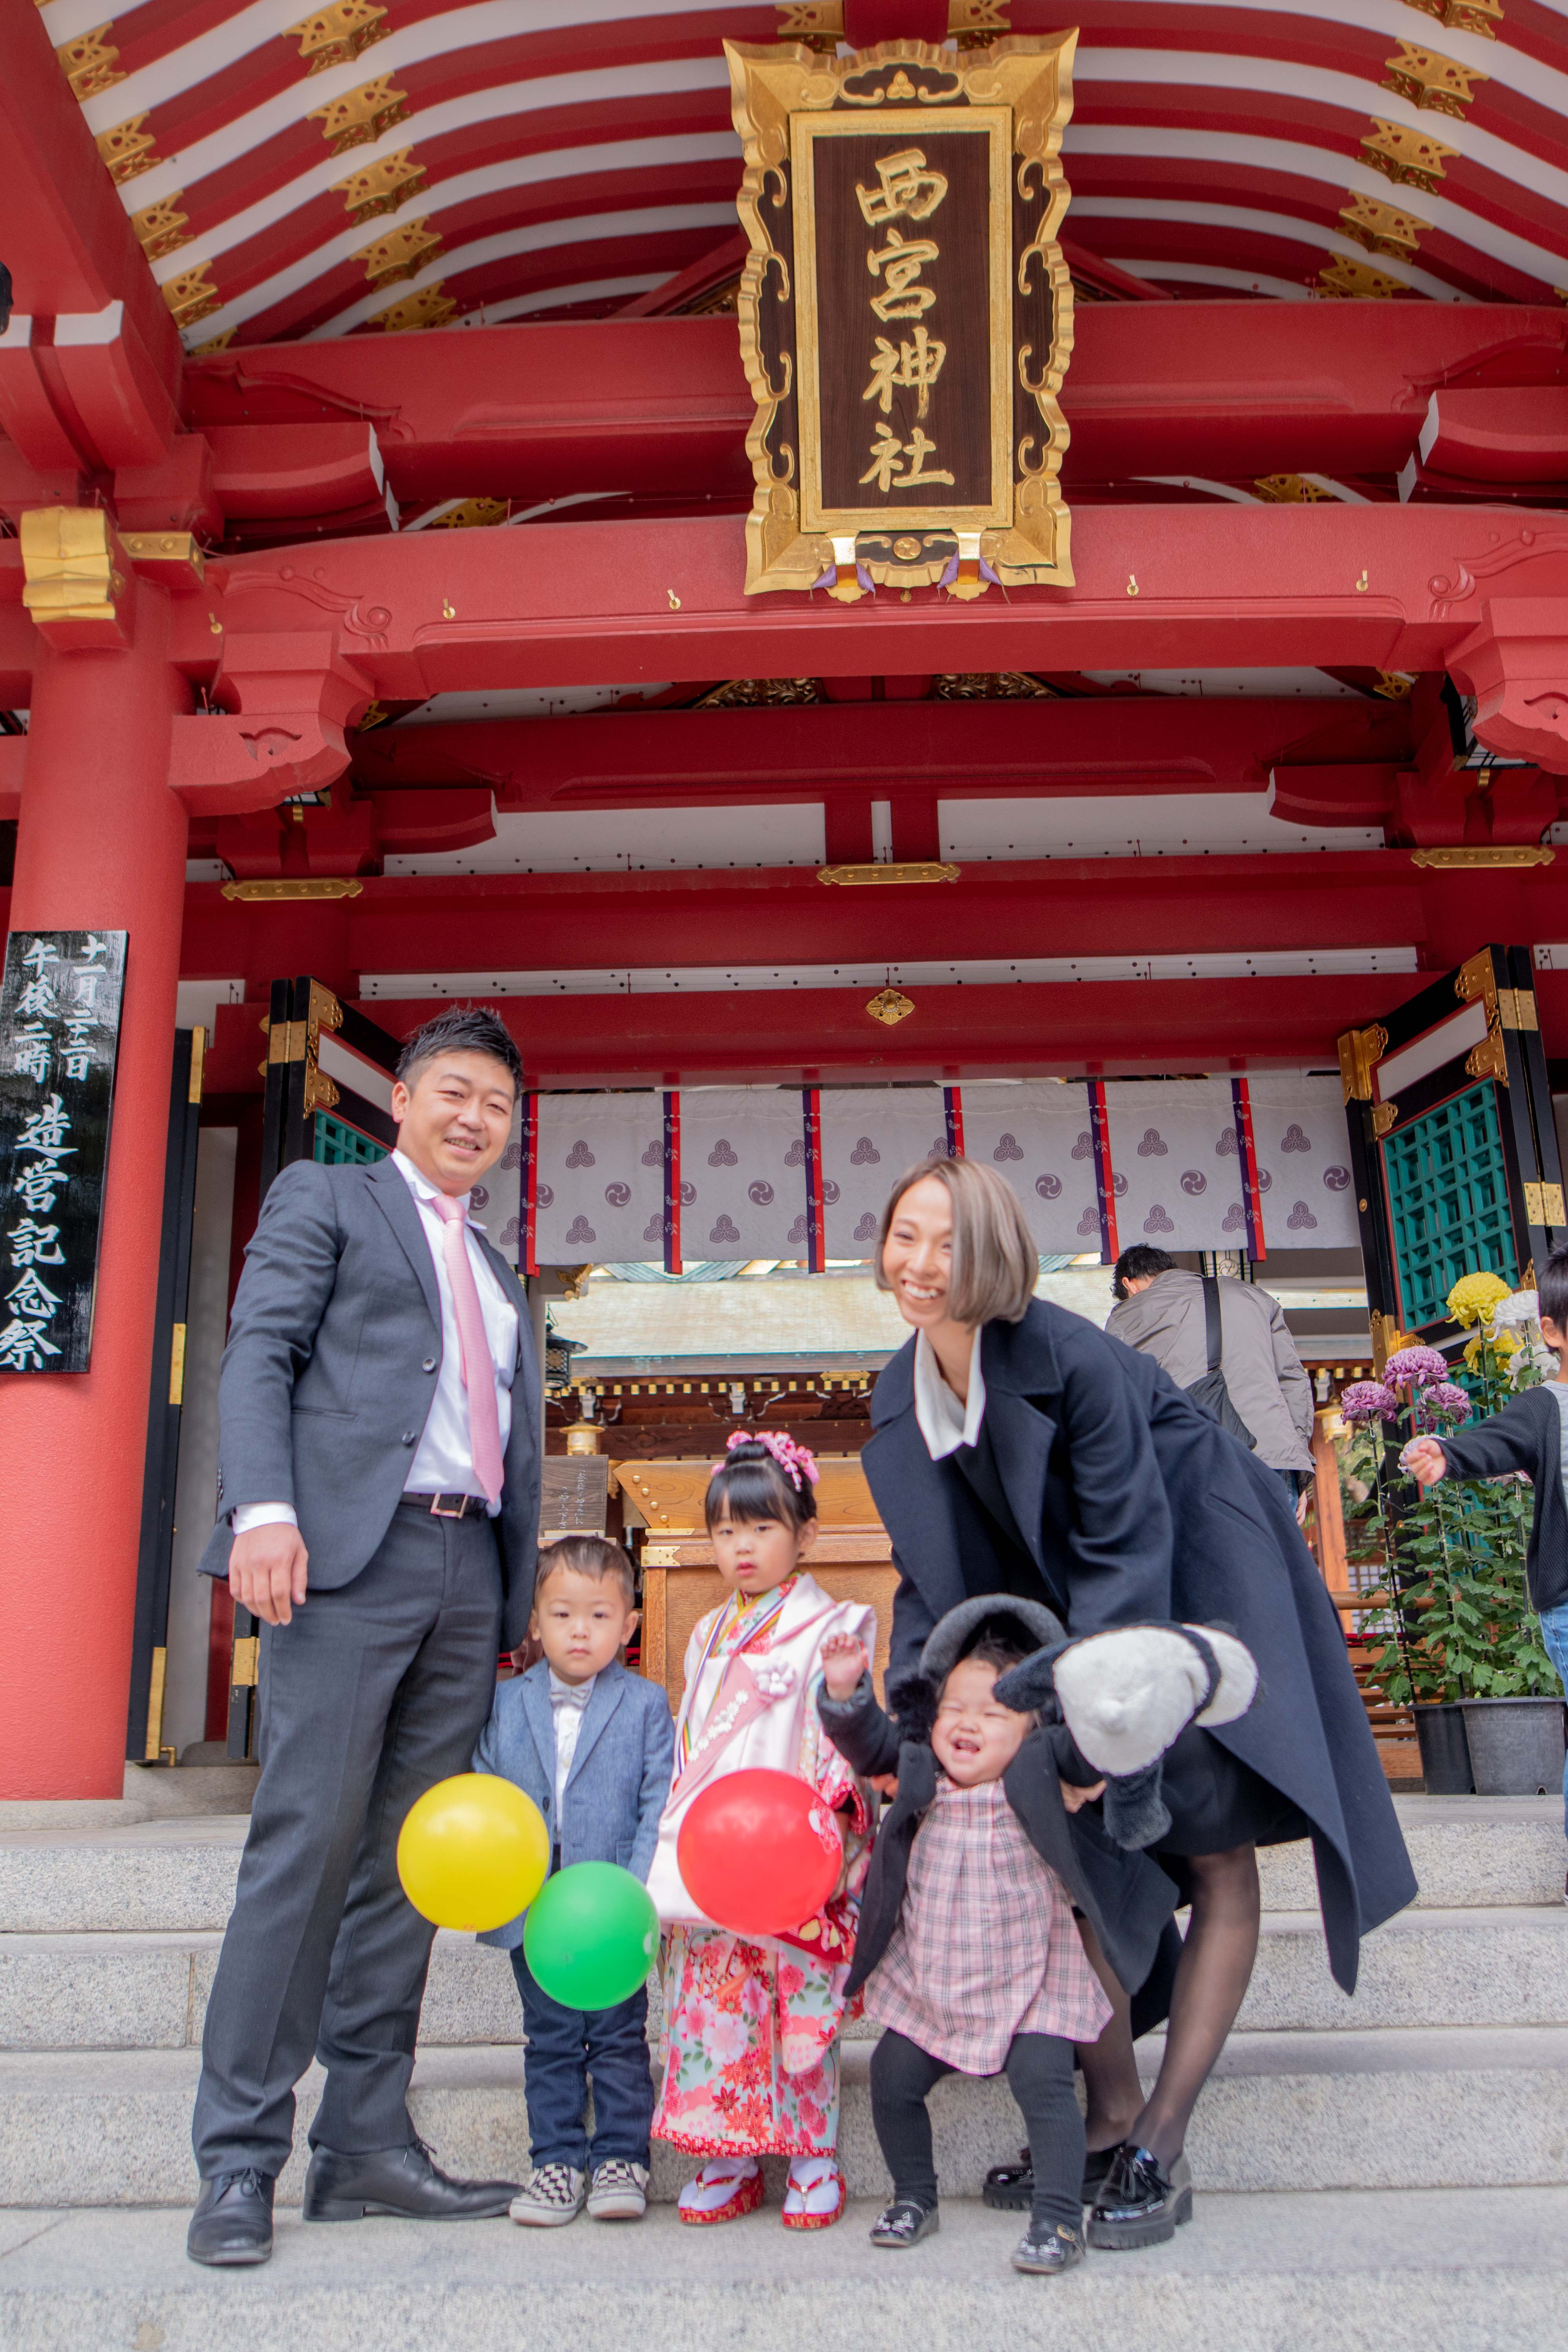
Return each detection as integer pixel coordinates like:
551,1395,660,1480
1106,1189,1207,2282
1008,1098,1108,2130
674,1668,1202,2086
864,1776,1112,2072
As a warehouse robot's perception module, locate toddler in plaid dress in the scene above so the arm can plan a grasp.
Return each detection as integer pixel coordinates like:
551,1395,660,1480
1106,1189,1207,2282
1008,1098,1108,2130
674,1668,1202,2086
820,1612,1117,2278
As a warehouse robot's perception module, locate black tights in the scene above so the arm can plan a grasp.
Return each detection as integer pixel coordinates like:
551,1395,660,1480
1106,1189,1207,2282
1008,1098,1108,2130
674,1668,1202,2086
870,2028,1082,2231
1074,1843,1261,2171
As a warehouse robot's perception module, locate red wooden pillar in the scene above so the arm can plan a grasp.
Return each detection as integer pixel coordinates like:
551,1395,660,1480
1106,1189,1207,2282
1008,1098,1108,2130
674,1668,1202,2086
0,582,189,1797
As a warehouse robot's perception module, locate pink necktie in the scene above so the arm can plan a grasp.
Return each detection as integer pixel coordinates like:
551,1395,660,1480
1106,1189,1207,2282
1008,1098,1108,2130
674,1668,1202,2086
432,1192,505,1506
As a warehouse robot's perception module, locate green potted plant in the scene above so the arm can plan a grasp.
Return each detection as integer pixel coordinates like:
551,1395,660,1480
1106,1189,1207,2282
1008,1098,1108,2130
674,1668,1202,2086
1350,1274,1566,1797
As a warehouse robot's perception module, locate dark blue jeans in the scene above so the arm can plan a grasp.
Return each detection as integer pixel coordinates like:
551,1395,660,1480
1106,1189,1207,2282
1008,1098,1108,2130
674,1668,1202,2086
510,1947,655,2171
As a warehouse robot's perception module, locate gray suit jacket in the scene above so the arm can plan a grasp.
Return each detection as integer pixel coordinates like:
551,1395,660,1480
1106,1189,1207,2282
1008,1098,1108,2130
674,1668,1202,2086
1105,1268,1314,1472
472,1660,675,1948
197,1155,543,1646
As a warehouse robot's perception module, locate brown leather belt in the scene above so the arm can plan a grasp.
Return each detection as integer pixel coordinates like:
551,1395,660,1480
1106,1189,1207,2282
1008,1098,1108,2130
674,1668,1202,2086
399,1491,490,1520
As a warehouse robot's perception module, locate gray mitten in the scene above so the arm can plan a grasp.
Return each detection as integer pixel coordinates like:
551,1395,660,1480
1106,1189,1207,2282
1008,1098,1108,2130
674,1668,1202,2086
1102,1764,1171,1850
992,1644,1066,1717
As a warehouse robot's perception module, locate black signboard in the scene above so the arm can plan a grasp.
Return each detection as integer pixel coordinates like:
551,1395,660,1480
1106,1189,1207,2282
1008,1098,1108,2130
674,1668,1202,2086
0,929,128,1372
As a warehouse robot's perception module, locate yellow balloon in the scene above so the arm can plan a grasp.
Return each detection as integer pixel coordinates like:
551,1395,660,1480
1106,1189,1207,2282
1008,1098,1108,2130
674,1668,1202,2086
396,1774,550,1932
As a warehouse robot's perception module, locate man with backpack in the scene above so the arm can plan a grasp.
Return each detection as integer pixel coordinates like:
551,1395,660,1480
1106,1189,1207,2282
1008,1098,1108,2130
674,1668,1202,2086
1106,1249,1315,1505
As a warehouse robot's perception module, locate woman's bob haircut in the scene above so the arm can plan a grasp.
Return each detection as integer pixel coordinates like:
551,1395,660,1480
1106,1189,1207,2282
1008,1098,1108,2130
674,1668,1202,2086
874,1156,1039,1327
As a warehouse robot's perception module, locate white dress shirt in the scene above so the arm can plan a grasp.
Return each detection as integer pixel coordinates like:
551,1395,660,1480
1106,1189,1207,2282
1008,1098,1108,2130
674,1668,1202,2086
232,1148,519,1534
912,1326,987,1460
549,1668,596,1820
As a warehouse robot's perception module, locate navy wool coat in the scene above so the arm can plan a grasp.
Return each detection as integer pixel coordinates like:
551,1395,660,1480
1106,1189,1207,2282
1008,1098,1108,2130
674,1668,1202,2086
862,1301,1417,1992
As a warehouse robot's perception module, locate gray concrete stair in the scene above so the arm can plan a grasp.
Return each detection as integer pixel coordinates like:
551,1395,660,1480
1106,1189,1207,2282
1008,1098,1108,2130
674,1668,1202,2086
3,2025,1567,2208
7,1902,1568,2054
1,1796,1560,1934
1,2188,1565,2352
2,1795,1563,2217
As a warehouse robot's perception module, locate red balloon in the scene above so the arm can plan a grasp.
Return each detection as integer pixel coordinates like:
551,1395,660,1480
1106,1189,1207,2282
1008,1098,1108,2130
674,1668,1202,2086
677,1769,843,1938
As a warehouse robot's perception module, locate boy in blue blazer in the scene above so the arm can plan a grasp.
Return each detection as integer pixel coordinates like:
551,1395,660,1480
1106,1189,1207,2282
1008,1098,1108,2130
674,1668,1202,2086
472,1536,675,2226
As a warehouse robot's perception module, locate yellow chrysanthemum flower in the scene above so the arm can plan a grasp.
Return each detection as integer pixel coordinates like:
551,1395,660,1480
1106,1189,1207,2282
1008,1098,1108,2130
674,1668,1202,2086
1465,1326,1521,1365
1446,1271,1513,1328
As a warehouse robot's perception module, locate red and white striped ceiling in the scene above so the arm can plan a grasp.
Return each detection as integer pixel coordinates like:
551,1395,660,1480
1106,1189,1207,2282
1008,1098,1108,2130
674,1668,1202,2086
40,0,1568,352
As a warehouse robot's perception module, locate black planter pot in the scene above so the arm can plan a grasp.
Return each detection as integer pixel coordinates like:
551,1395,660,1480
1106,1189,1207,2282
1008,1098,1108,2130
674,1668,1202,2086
1458,1697,1568,1797
1412,1702,1474,1795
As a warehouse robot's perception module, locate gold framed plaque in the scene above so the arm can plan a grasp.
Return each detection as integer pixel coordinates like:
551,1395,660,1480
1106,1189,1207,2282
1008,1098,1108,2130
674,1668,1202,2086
726,33,1076,601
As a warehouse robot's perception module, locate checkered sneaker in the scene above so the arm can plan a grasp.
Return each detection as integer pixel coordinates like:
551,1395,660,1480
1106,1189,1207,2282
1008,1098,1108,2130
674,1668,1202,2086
587,2160,649,2220
510,2164,586,2226
864,1777,1112,2073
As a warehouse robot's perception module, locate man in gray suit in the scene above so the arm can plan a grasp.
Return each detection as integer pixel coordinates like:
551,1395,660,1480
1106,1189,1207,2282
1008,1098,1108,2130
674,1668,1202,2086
187,1005,541,2267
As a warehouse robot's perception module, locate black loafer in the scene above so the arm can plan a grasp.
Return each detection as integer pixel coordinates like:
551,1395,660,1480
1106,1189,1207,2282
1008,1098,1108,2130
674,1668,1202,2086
1087,2143,1192,2250
983,2144,1120,2210
304,2138,519,2222
1012,2217,1086,2275
187,2169,274,2266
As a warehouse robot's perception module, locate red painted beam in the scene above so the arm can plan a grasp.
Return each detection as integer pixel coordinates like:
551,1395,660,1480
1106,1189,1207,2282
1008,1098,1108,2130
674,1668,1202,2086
345,973,1434,1083
180,305,1568,508
172,848,1568,1005
0,11,181,476
352,695,1416,807
203,505,1568,733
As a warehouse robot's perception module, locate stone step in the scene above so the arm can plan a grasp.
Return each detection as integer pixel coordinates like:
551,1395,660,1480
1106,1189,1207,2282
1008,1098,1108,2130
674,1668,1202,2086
7,1902,1568,2054
2,2025,1565,2208
10,2181,1568,2351
1,1795,1561,1938
2,2187,1566,2352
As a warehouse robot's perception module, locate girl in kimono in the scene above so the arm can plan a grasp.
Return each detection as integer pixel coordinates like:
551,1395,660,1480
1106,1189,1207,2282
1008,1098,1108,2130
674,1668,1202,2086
646,1432,875,2230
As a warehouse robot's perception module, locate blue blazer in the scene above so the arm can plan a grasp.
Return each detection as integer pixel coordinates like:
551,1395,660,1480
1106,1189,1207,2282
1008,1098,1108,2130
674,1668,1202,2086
471,1659,675,1951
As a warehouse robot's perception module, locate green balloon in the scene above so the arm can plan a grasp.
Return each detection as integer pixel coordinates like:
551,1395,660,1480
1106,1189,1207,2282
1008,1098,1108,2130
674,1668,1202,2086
523,1862,660,2011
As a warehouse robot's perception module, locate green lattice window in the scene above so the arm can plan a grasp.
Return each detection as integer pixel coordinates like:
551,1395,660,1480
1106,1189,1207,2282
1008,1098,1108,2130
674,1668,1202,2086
312,1112,388,1167
1384,1082,1519,1329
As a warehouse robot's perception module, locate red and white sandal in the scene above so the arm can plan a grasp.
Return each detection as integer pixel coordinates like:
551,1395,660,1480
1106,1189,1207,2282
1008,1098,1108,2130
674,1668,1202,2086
781,2156,847,2231
677,2159,765,2226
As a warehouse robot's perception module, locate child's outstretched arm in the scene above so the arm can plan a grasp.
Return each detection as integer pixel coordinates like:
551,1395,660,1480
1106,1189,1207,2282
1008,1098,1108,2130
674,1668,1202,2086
816,1635,900,1780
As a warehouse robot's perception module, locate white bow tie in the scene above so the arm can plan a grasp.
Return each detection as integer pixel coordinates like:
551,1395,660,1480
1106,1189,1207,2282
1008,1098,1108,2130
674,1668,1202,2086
549,1677,592,1710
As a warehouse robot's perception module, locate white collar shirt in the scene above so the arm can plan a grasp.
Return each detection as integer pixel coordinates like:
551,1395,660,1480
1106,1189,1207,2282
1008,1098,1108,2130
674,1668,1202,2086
232,1149,519,1535
913,1327,987,1461
548,1668,596,1818
392,1150,517,1509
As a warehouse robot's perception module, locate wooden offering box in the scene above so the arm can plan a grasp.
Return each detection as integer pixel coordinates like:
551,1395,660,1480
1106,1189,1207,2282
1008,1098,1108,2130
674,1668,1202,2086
614,1457,895,1709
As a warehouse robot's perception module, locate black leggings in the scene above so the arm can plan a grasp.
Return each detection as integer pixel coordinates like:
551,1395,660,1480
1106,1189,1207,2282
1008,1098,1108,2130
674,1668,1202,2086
869,2028,1083,2231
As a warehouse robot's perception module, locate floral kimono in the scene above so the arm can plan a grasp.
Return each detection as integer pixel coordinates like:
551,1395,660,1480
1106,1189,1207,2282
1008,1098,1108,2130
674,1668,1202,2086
649,1570,875,2159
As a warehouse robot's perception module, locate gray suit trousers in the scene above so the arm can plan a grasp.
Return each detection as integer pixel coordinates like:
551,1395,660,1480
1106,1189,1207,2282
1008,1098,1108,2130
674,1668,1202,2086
192,1508,503,2178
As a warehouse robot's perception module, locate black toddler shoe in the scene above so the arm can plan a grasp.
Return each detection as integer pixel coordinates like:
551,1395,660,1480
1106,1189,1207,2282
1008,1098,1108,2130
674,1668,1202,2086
304,2137,519,2222
1086,2143,1193,2250
983,2143,1120,2211
1011,2217,1086,2275
187,2169,274,2266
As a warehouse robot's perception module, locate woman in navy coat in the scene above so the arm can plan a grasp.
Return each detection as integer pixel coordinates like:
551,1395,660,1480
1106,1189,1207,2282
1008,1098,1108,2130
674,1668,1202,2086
852,1155,1415,2247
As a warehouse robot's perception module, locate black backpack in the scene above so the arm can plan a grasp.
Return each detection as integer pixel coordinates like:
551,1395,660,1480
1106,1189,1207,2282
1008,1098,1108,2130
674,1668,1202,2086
1183,1276,1258,1451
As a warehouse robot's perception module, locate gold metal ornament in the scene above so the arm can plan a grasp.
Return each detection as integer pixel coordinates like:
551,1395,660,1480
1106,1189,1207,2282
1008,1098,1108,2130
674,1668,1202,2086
866,987,917,1025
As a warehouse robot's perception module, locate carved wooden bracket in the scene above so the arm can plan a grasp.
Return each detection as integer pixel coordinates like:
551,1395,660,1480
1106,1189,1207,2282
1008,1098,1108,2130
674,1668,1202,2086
169,629,372,815
1446,597,1568,774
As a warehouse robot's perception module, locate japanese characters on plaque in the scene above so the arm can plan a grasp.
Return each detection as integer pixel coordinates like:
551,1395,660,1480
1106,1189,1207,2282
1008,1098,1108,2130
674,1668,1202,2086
727,33,1076,602
0,931,128,1374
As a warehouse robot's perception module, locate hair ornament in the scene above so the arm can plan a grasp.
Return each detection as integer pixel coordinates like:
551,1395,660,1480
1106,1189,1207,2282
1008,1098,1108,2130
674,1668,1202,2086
710,1428,820,1493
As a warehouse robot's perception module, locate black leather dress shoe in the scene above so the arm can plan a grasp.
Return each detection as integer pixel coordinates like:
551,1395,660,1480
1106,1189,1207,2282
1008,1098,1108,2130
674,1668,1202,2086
983,2144,1120,2211
303,2138,519,2222
1086,2143,1193,2250
187,2169,274,2266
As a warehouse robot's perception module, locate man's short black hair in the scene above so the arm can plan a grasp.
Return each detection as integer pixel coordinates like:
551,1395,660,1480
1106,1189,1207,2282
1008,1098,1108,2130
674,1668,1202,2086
1112,1244,1176,1300
396,1005,522,1095
1539,1245,1568,1336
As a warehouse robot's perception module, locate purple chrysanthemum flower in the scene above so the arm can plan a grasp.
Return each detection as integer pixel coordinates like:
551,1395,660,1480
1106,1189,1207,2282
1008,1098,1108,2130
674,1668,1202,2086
1417,1381,1473,1426
1383,1346,1450,1387
1341,1380,1399,1424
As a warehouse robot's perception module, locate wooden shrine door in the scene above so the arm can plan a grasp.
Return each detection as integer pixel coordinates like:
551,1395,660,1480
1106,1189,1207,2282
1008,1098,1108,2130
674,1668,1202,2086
227,979,404,1756
1339,945,1566,1355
